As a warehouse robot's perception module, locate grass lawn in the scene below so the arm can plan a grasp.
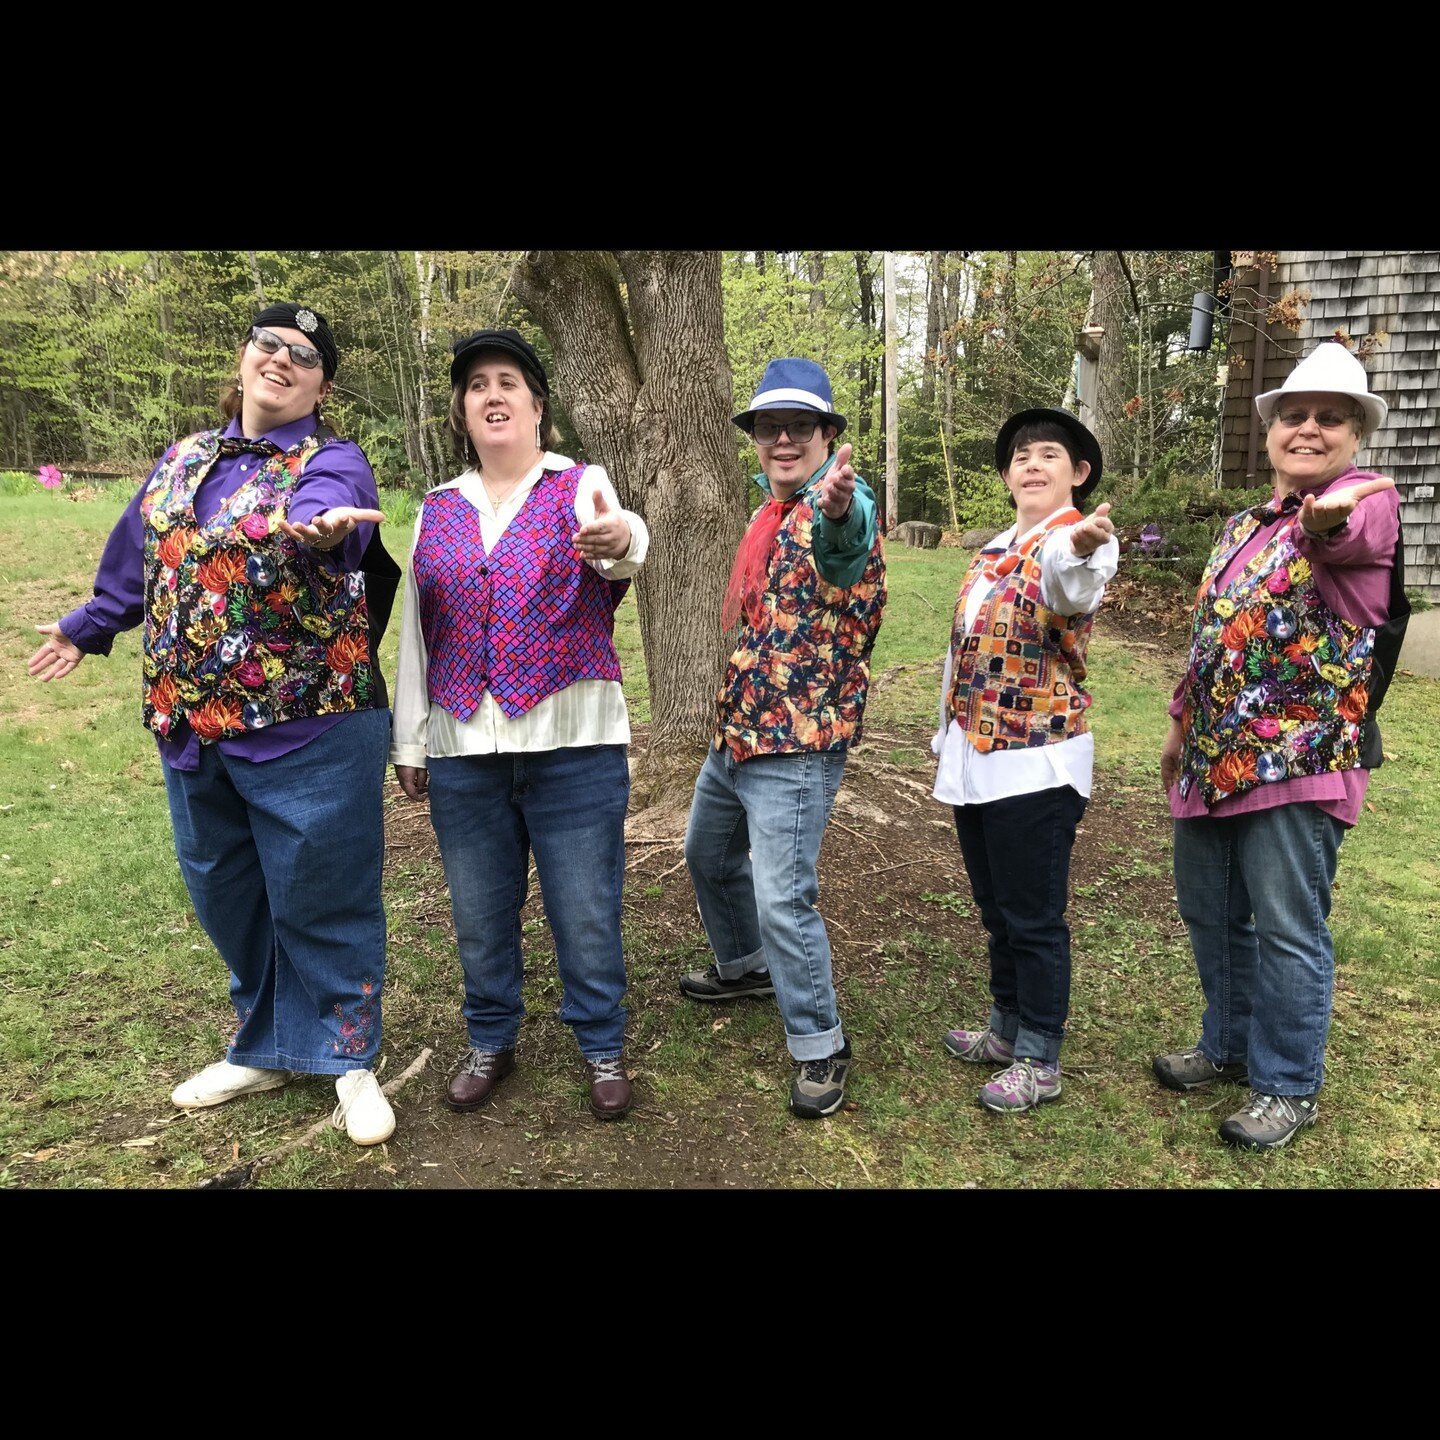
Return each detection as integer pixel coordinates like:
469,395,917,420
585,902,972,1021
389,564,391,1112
3,489,1436,1189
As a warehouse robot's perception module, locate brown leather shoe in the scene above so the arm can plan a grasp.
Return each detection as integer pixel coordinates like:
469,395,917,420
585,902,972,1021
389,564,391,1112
446,1048,516,1112
586,1055,632,1121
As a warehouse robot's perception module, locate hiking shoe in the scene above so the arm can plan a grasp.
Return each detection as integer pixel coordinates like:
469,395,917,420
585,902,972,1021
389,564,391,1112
1219,1091,1318,1151
789,1039,853,1119
586,1055,633,1121
978,1059,1062,1113
943,1025,1015,1064
679,963,775,1003
446,1047,516,1111
171,1061,292,1110
1153,1046,1249,1092
332,1069,396,1146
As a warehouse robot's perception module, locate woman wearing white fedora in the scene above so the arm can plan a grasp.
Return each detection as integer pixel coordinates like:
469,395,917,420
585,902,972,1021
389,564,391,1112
1153,342,1402,1149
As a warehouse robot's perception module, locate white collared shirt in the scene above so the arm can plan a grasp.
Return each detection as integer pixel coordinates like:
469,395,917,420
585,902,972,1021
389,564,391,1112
389,453,650,765
931,510,1119,806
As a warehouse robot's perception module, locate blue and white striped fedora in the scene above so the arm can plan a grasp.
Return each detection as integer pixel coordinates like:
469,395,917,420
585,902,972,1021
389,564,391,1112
732,357,846,435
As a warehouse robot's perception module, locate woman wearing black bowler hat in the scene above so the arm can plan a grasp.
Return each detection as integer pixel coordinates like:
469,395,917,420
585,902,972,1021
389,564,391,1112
929,407,1118,1114
390,328,650,1121
28,303,402,1145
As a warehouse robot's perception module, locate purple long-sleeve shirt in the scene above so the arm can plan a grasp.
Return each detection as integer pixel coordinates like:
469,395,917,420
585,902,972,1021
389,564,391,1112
1169,466,1400,826
59,414,380,771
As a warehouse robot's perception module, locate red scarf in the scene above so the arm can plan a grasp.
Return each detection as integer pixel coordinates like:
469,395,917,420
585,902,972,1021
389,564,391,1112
721,496,798,631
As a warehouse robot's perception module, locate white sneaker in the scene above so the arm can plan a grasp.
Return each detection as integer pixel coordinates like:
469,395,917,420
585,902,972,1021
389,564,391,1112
332,1070,395,1146
172,1060,292,1110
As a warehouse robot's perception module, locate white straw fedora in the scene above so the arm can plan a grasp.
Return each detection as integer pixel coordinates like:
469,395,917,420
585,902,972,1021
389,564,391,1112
1255,342,1388,436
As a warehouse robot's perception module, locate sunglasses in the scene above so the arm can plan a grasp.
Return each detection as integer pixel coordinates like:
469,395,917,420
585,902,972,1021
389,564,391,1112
250,326,323,370
752,416,822,445
1274,406,1355,430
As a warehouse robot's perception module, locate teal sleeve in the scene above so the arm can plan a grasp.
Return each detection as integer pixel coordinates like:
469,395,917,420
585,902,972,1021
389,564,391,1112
812,474,878,588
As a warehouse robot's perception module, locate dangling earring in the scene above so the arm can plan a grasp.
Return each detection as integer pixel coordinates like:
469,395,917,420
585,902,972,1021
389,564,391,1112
535,421,542,450
465,433,476,465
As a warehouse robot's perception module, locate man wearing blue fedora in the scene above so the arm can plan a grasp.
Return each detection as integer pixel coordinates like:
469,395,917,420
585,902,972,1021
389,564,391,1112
680,357,887,1117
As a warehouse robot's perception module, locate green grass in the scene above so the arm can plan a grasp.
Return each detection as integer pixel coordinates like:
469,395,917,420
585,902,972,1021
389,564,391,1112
3,496,1436,1188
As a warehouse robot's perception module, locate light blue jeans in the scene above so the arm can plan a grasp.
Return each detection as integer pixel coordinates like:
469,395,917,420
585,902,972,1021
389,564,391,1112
1173,801,1346,1097
684,746,847,1062
161,708,389,1075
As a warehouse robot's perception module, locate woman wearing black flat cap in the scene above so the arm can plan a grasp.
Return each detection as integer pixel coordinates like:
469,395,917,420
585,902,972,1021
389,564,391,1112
929,408,1118,1115
28,302,400,1145
390,328,649,1121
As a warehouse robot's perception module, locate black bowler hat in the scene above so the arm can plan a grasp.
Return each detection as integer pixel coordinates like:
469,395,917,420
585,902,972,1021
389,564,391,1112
449,327,549,393
995,407,1103,504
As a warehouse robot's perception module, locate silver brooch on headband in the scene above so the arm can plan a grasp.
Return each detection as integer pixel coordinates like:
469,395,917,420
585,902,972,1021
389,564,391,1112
295,309,319,334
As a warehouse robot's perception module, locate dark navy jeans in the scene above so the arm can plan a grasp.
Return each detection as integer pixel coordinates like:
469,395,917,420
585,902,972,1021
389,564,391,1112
952,783,1087,1069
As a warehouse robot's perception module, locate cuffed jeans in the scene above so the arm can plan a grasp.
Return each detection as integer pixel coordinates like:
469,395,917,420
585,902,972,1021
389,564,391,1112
1174,801,1344,1097
684,745,846,1062
426,745,629,1062
161,707,389,1075
952,784,1086,1069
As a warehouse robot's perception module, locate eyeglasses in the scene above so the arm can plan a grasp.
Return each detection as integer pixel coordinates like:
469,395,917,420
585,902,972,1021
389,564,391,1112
250,326,323,370
1274,406,1355,429
752,416,821,445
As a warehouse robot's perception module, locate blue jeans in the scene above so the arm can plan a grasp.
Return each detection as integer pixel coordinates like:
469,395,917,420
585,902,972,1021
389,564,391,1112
426,745,629,1061
1173,801,1344,1097
684,746,847,1062
161,707,389,1075
953,784,1086,1069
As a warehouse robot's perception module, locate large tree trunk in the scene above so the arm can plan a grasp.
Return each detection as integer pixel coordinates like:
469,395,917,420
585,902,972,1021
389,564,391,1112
1090,249,1128,476
512,250,746,810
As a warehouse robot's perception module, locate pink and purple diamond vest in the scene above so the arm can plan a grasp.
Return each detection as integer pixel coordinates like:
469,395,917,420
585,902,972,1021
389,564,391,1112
412,466,629,721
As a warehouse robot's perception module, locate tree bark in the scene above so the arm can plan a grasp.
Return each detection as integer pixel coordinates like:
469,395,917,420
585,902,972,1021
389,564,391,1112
1090,249,1128,475
512,250,747,806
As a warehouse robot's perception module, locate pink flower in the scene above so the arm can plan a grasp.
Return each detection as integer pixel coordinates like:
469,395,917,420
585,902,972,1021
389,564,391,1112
37,465,63,489
1251,717,1281,739
239,513,271,541
1267,569,1291,595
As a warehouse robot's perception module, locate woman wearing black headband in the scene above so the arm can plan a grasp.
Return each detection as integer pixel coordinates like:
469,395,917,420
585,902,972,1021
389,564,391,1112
28,302,400,1146
390,328,649,1121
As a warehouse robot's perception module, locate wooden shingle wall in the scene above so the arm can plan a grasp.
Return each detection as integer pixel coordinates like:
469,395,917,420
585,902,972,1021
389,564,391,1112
1222,251,1440,598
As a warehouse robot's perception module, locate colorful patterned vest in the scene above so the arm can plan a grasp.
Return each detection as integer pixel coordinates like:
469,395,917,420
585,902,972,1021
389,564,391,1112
1177,502,1374,806
412,467,628,720
139,429,379,742
714,497,887,760
947,510,1096,751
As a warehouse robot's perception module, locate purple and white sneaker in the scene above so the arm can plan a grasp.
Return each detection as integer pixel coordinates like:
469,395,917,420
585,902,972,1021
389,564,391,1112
978,1059,1062,1113
942,1025,1015,1064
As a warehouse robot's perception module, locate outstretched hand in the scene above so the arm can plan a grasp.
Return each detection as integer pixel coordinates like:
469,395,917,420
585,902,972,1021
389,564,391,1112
276,506,386,551
1299,476,1395,537
572,488,632,561
28,623,84,682
815,443,856,520
1070,502,1115,558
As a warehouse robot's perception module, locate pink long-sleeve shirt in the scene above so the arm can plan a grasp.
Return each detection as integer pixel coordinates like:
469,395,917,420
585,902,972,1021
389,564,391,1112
1169,467,1400,827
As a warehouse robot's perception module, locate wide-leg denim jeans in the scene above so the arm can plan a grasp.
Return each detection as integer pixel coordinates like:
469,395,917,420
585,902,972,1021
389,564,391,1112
426,745,629,1062
1173,800,1344,1097
684,745,847,1062
161,707,389,1075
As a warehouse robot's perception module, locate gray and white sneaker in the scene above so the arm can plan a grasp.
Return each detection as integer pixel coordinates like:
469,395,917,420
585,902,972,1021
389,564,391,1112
1219,1091,1318,1150
1153,1046,1249,1091
789,1039,853,1119
679,963,775,1003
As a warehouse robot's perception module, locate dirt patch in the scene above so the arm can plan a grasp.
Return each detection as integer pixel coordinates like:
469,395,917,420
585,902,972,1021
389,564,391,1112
298,600,1191,1191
